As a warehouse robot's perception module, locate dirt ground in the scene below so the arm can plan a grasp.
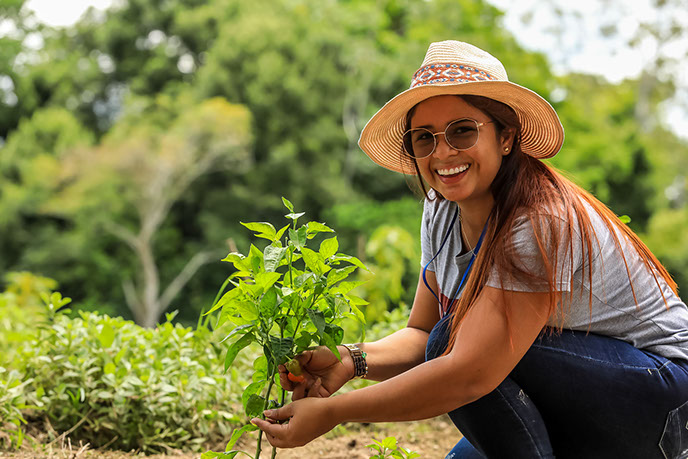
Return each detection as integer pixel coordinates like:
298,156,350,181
1,417,461,458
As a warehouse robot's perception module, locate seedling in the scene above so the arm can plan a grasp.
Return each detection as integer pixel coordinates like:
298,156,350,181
202,198,368,458
367,436,421,459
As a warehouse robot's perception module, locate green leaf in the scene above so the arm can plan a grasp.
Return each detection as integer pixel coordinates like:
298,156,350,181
285,212,306,222
220,323,254,344
282,197,294,212
306,221,335,237
241,221,277,240
242,381,266,408
263,244,288,272
235,300,259,321
333,254,369,271
293,331,314,351
245,394,266,418
382,436,398,450
619,214,631,224
254,272,282,292
275,224,290,242
348,302,366,326
346,294,369,306
225,333,254,371
302,247,327,274
268,335,294,363
321,332,341,360
258,287,279,317
98,323,115,348
330,280,366,295
319,236,339,259
252,356,268,382
326,266,357,286
226,423,258,450
294,272,317,289
221,253,250,272
307,309,326,339
289,226,307,249
248,244,263,273
207,288,241,315
324,323,344,346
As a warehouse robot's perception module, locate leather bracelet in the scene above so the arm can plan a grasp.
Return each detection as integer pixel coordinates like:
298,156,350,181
343,343,368,379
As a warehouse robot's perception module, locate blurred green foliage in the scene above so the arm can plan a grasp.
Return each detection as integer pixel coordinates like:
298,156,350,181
0,0,686,327
0,273,246,452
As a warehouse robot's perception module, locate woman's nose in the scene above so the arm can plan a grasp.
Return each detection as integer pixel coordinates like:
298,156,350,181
432,133,457,159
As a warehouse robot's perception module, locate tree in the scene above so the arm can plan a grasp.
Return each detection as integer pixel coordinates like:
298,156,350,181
48,96,253,326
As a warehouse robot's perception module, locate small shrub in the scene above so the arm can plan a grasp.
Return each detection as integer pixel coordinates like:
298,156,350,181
15,308,241,453
0,367,39,449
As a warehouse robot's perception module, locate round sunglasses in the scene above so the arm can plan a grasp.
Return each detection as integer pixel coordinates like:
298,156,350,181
402,118,493,159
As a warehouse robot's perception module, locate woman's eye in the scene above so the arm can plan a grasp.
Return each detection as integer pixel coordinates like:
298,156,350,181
414,132,433,143
448,124,476,137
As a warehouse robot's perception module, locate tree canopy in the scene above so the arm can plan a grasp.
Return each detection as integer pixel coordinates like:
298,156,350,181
1,0,686,325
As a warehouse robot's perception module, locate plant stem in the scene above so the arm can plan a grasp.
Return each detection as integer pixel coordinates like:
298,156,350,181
255,364,277,459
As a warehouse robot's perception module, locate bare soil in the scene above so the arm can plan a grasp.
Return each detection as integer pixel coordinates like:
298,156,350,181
1,416,461,459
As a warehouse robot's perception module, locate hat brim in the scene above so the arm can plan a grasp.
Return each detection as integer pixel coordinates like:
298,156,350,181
358,81,564,174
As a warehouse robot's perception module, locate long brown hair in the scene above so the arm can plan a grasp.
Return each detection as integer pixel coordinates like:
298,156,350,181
407,95,677,351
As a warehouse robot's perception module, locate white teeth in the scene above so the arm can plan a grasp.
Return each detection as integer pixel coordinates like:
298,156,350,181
437,164,470,176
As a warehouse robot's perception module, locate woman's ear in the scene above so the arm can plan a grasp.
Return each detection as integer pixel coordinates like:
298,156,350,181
500,127,516,156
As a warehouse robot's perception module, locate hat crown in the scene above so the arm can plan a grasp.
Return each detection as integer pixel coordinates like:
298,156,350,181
411,41,508,89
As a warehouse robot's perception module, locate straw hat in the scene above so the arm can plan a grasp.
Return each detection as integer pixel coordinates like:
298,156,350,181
358,40,564,174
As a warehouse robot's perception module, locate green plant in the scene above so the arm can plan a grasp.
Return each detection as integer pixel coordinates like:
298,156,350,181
367,436,421,459
202,198,368,458
16,302,240,453
0,367,40,449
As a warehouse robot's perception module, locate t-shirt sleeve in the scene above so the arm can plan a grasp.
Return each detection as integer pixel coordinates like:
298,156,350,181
486,213,582,292
420,197,436,271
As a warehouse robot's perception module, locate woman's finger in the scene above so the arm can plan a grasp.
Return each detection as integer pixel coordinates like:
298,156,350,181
278,364,294,391
306,378,323,398
251,418,288,447
293,380,308,400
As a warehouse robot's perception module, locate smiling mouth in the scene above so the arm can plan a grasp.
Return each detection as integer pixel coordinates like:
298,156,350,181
436,164,470,176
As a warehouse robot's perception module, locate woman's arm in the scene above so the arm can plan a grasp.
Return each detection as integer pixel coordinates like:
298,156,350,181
255,286,552,447
282,270,442,396
359,270,441,381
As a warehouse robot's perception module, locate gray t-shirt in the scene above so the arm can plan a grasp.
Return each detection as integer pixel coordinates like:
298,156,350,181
421,194,688,361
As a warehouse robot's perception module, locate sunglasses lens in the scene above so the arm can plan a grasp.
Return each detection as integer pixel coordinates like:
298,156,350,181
446,119,479,150
403,128,435,158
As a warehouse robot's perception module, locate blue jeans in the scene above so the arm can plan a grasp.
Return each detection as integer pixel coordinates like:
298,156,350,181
425,314,688,459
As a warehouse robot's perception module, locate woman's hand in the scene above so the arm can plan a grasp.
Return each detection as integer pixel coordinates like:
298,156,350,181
251,397,338,448
278,346,354,400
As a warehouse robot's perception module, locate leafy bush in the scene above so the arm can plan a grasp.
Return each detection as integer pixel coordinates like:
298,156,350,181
0,272,253,453
0,272,55,367
9,303,243,453
0,367,38,449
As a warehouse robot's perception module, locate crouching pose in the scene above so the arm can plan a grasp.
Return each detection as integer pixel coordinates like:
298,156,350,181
252,40,688,459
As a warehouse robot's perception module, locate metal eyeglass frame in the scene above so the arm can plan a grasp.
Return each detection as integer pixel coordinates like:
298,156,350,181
402,118,493,159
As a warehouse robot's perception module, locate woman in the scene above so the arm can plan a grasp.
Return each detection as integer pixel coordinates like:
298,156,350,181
252,40,688,458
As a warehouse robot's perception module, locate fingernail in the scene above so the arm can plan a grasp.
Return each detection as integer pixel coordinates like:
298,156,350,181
250,418,259,426
263,410,273,416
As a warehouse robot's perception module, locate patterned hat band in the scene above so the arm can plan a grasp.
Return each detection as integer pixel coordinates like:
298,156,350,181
411,63,498,88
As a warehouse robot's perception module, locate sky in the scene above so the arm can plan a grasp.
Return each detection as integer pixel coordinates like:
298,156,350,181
20,0,688,137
